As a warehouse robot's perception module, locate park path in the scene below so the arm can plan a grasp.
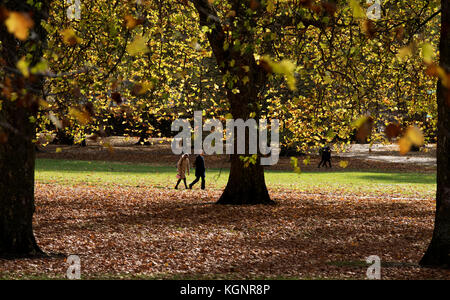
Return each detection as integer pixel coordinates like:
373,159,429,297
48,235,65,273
335,144,436,167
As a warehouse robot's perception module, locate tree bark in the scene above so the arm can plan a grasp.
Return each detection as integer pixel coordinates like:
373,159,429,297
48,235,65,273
217,154,273,205
0,0,49,258
420,1,450,268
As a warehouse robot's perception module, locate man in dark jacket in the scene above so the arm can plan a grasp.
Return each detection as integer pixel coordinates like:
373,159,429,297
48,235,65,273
189,151,206,190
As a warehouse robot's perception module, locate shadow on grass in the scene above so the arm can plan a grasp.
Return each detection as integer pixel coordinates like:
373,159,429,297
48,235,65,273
358,174,435,185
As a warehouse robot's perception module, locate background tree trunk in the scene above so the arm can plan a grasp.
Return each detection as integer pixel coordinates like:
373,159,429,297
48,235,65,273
0,0,49,257
420,1,450,267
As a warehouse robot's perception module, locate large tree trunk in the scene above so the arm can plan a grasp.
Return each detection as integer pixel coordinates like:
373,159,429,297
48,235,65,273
420,1,450,268
0,0,48,258
217,85,273,205
0,97,42,257
218,154,273,205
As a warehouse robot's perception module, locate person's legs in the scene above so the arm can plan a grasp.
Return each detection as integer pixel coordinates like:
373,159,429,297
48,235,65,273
175,178,182,189
318,159,324,168
200,176,205,190
327,159,332,168
189,176,200,189
183,178,188,189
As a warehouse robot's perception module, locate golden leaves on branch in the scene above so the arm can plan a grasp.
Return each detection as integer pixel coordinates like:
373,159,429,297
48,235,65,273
266,0,276,13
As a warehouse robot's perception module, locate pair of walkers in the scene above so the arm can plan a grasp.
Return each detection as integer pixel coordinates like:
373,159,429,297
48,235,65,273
174,152,205,190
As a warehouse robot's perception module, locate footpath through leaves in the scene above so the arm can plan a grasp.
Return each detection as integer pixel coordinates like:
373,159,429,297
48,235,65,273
0,183,448,280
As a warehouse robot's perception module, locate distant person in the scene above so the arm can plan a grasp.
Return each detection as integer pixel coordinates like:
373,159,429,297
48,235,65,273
175,154,190,189
189,151,205,190
318,146,332,168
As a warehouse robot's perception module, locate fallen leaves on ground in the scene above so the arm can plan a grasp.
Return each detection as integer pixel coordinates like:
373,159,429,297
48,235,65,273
0,184,448,280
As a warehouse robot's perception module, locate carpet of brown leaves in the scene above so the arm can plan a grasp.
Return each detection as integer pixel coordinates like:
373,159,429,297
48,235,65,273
1,184,449,280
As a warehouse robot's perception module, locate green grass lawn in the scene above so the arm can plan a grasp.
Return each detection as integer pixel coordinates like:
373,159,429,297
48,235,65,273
35,158,436,197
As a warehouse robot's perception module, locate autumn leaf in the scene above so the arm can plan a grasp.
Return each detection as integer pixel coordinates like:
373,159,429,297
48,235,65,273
69,107,92,125
339,161,349,168
385,123,402,140
61,28,82,46
261,56,297,90
16,57,30,78
421,43,435,65
127,35,149,56
349,0,365,18
398,126,424,155
5,11,34,41
303,156,310,166
267,0,276,13
353,116,374,143
397,44,413,61
398,136,412,155
124,15,143,30
405,126,424,146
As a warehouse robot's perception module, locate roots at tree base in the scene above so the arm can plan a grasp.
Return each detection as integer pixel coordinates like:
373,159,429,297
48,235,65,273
216,155,275,205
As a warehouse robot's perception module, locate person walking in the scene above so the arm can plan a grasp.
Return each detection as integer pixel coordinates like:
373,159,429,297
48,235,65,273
175,154,190,189
318,146,332,168
189,151,206,190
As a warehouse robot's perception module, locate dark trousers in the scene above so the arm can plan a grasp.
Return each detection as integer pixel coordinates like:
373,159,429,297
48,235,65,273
175,178,188,189
318,159,331,168
190,175,205,190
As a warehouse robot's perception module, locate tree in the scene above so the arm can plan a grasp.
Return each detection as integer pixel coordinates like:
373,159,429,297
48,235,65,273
191,0,277,204
0,0,49,257
420,0,450,268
